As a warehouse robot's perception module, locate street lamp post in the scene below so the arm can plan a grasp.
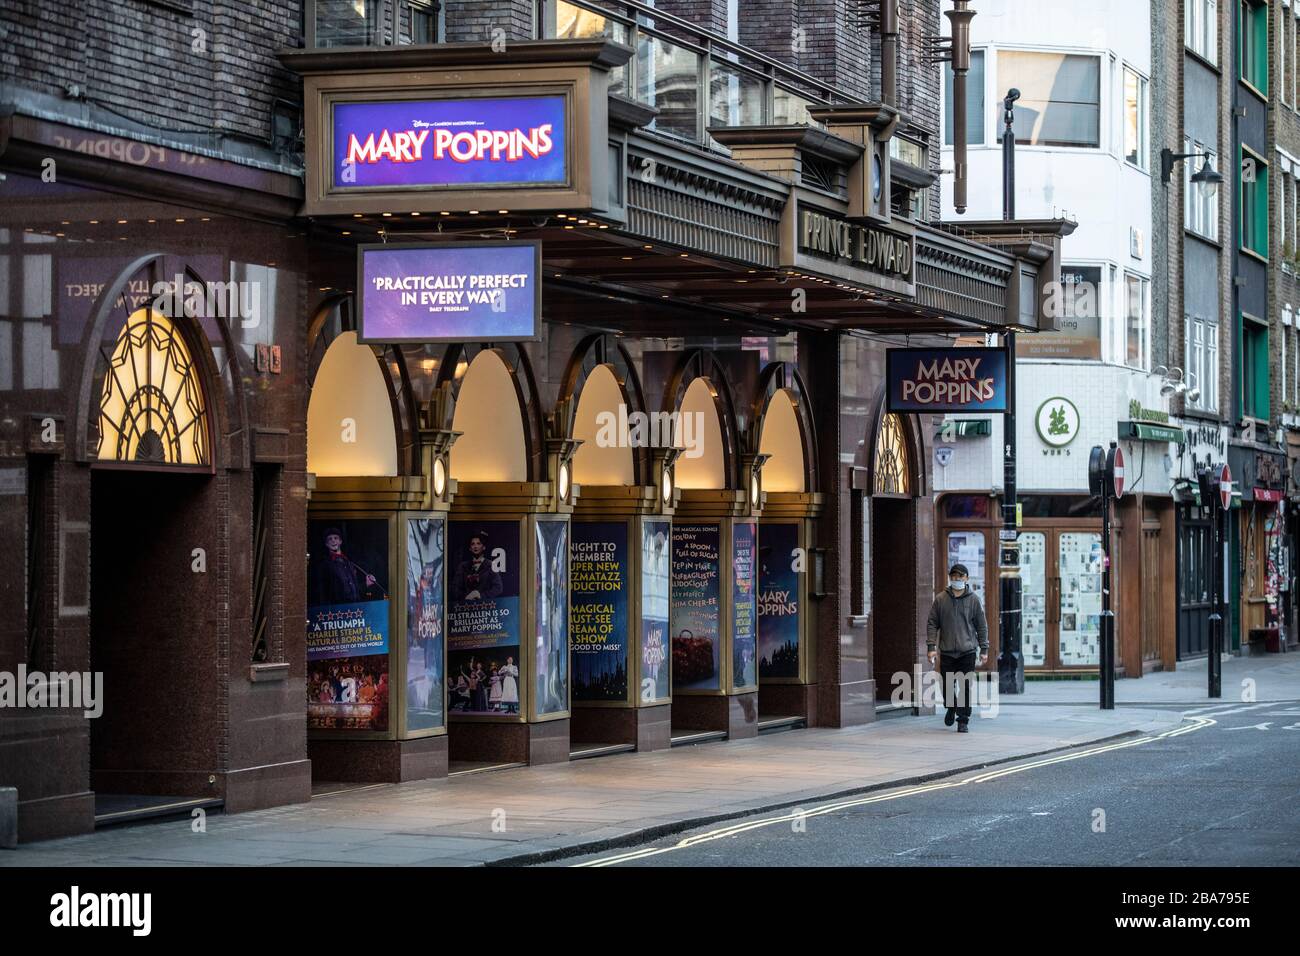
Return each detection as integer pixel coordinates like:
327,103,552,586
998,88,1025,695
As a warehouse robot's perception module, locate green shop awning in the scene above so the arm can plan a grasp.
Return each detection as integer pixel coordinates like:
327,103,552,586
1118,420,1185,444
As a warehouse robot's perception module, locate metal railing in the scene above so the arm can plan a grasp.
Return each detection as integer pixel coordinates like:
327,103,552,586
541,0,854,150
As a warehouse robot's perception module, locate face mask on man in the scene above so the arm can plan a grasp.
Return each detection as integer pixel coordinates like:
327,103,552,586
949,579,967,592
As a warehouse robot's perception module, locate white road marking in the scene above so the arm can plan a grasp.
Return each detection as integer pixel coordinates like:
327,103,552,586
573,715,1216,867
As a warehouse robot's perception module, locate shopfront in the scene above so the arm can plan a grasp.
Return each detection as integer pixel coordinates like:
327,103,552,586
935,378,1178,677
2,28,1069,840
1228,444,1288,653
0,118,311,838
1172,420,1230,660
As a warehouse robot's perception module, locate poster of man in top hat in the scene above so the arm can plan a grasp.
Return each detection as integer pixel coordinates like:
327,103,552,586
310,522,386,607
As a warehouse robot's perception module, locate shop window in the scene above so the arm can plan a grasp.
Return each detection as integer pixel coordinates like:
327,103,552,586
1018,495,1102,519
943,49,986,146
96,307,210,467
1187,0,1219,64
1123,66,1148,170
1240,148,1269,257
997,51,1100,148
873,413,911,495
307,331,398,477
1240,0,1269,95
1241,315,1270,420
942,494,991,520
757,389,807,493
946,531,987,606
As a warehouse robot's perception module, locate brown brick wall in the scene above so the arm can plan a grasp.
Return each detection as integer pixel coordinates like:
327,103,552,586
1,0,301,144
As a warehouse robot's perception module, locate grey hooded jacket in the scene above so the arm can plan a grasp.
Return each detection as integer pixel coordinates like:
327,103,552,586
926,587,989,656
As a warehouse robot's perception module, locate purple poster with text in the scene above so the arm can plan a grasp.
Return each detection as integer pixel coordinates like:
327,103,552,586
331,96,567,190
358,242,540,343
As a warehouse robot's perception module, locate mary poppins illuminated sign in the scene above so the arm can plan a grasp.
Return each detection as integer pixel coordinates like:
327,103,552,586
357,242,542,344
886,347,1008,413
331,95,568,191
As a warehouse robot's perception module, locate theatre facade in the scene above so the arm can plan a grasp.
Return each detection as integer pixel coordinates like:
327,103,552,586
0,27,1067,841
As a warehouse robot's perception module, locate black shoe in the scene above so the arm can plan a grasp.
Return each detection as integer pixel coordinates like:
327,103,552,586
957,722,969,733
944,708,956,727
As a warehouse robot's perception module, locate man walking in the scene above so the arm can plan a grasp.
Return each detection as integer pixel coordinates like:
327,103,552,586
926,563,988,733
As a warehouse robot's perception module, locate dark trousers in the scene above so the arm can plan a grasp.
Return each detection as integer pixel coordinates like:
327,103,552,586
939,650,978,725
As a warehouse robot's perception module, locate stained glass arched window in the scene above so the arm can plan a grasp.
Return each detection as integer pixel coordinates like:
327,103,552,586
96,307,210,466
873,413,910,496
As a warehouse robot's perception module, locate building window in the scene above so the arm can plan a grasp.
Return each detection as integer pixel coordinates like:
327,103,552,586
1293,314,1300,407
1123,66,1148,169
1124,274,1149,370
1292,6,1300,107
1241,315,1270,420
1185,316,1220,413
1283,310,1290,408
409,1,437,44
1184,137,1220,240
997,51,1101,148
1240,0,1269,95
313,0,382,48
944,49,986,146
1187,0,1219,64
1284,1,1296,107
1281,161,1300,268
96,308,210,466
1241,147,1270,258
1282,163,1294,266
873,413,911,496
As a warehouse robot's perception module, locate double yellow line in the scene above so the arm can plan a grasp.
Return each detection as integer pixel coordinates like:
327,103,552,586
573,714,1216,866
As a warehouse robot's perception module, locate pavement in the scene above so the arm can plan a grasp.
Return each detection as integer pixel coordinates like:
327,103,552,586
0,653,1291,867
1016,651,1300,705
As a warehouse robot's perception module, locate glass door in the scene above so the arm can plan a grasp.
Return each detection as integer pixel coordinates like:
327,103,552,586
1057,531,1104,667
1020,532,1048,666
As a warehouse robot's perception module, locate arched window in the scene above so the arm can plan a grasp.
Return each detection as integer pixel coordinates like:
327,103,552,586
96,308,209,466
873,413,910,496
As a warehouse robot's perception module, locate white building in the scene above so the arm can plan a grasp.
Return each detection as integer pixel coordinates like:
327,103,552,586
934,0,1177,675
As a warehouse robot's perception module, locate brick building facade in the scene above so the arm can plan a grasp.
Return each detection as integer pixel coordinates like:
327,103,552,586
1,0,1063,842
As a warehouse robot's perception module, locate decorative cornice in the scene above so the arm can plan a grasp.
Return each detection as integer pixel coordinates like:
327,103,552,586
707,124,864,165
278,38,634,76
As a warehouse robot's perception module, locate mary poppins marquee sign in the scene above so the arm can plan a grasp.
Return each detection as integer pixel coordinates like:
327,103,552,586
886,347,1008,413
357,241,542,344
330,94,569,192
